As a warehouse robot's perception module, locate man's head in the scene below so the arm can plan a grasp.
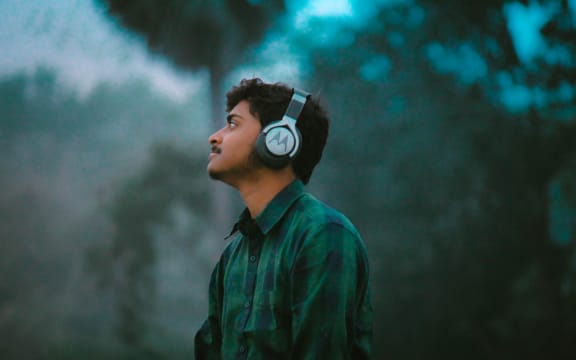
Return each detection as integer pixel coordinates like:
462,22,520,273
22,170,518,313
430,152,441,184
220,78,330,184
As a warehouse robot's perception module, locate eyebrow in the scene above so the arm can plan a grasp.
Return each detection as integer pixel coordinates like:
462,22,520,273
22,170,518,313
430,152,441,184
226,114,243,123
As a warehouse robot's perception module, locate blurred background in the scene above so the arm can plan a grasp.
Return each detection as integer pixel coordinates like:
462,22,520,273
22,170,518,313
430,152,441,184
1,0,575,359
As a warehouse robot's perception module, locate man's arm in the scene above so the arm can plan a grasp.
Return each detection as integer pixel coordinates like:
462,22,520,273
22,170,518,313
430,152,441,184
194,259,224,360
290,223,373,359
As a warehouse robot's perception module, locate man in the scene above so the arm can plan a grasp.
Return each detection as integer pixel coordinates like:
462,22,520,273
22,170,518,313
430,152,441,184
195,78,372,359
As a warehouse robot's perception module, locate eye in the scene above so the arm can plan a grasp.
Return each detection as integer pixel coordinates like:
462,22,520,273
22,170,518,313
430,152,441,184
227,120,238,129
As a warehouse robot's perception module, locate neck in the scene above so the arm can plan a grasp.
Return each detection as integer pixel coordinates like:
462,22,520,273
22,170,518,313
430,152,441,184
236,169,297,218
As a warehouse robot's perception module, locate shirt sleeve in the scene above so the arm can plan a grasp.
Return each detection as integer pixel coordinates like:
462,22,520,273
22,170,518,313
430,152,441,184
290,222,373,360
194,258,224,360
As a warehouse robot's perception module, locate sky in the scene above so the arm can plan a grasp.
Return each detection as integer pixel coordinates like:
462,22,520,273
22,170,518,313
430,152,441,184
0,0,201,100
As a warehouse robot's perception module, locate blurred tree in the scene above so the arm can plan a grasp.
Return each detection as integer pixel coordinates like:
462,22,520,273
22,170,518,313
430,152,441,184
297,0,576,358
415,1,576,358
0,69,207,358
86,142,210,356
307,41,535,360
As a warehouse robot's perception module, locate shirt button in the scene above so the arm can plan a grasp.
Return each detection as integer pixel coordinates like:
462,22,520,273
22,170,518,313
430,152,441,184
239,345,247,353
249,255,257,262
244,301,251,308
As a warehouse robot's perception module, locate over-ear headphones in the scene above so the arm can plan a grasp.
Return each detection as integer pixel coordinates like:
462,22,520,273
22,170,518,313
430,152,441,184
255,88,310,169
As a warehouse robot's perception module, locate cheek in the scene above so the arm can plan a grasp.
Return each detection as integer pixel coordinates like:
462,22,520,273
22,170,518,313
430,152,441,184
223,127,260,157
243,130,261,151
225,136,255,162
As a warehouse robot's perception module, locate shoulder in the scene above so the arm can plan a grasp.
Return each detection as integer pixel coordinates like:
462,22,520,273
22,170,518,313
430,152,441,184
287,193,367,258
286,193,370,277
292,192,361,238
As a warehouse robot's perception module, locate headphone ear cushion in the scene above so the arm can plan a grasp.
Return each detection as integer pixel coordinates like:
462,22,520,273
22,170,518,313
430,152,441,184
255,132,290,169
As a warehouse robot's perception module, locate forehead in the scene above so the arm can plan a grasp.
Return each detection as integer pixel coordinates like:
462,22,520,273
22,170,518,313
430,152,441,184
229,100,256,119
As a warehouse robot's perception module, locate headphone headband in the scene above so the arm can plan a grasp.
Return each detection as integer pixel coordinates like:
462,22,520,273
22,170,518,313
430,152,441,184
283,88,309,124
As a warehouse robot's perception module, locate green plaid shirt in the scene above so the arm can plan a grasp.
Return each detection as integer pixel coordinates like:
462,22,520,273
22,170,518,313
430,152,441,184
195,180,373,360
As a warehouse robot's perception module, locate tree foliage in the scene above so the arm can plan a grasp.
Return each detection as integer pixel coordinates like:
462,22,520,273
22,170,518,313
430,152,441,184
0,69,210,358
86,142,210,355
96,0,285,73
300,1,576,358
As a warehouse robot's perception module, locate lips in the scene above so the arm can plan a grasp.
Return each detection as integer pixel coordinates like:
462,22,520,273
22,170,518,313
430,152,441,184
210,145,221,154
209,146,221,160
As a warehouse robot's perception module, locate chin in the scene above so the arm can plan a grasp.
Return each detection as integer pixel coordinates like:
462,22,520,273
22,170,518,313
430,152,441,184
208,171,221,180
207,166,229,183
207,165,222,180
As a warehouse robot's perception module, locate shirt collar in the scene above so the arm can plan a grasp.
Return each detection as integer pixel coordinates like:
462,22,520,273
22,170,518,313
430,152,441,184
226,180,305,239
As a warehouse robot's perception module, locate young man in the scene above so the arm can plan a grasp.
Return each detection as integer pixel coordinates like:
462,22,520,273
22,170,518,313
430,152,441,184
195,78,372,359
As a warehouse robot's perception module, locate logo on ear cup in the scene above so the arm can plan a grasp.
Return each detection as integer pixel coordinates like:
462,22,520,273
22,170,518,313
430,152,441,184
265,127,295,156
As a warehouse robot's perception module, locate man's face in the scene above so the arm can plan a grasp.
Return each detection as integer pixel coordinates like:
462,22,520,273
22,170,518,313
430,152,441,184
207,100,263,185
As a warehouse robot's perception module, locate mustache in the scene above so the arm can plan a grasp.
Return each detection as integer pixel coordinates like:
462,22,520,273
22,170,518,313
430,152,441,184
210,145,221,154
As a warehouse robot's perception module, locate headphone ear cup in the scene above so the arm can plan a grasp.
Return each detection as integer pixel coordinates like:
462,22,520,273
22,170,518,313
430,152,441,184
255,131,290,169
253,87,308,170
291,127,302,157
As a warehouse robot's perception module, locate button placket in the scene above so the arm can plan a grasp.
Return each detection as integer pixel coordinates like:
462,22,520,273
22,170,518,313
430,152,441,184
239,235,262,332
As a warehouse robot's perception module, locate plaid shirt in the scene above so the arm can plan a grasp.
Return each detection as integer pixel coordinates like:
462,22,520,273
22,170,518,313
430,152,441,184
195,180,373,360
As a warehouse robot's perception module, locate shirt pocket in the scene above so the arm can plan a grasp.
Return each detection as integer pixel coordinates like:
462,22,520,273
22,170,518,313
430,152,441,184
244,290,290,353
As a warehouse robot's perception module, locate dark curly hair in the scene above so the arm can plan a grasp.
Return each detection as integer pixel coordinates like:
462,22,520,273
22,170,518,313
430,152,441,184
226,78,329,184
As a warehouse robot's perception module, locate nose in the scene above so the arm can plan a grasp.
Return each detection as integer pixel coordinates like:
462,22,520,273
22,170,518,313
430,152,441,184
208,128,223,145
